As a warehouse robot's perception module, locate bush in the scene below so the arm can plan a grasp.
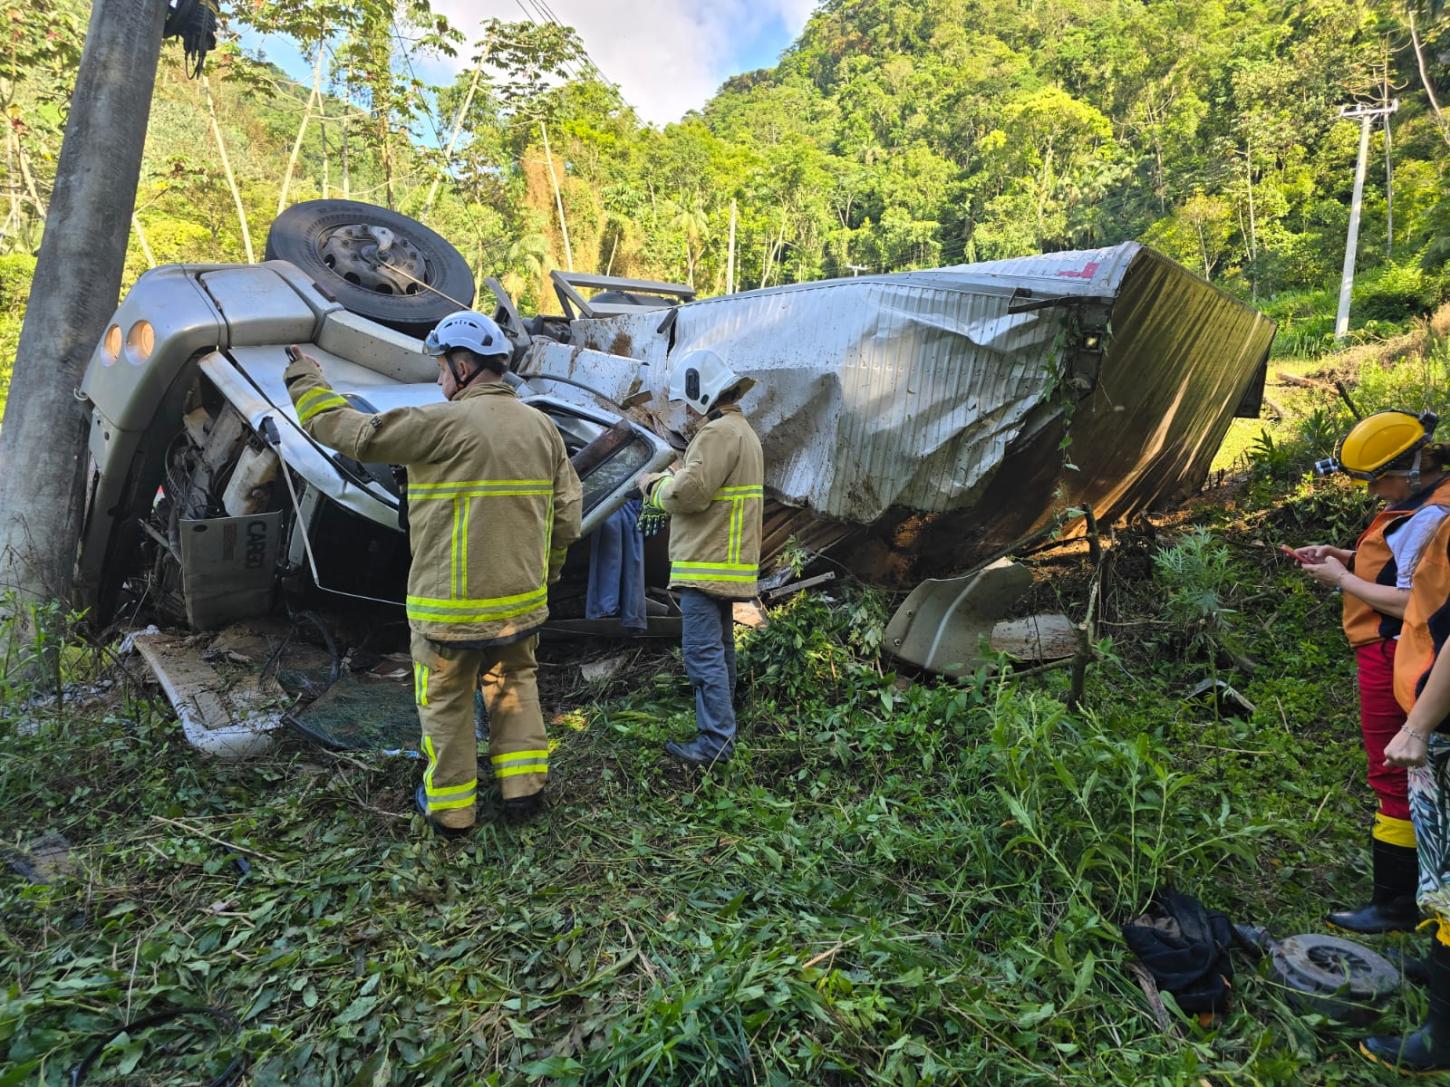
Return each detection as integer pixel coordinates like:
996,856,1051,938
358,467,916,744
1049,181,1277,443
0,253,36,313
1355,261,1443,323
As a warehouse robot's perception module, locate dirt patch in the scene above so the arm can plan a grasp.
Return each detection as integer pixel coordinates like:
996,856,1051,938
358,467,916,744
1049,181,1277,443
608,331,634,357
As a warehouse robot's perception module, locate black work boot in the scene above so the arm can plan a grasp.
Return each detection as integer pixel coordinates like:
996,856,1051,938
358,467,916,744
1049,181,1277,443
503,789,545,823
414,785,472,840
1362,940,1450,1072
1328,839,1421,934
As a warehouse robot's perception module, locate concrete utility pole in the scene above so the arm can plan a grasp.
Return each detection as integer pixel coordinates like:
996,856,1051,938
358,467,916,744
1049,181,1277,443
1335,99,1398,342
725,198,736,295
0,0,168,613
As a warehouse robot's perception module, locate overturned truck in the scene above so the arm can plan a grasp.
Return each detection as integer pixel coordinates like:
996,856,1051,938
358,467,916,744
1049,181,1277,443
75,200,1272,702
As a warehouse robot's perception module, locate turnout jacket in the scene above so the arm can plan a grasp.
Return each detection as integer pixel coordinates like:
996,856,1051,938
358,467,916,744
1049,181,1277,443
284,358,582,643
647,403,764,599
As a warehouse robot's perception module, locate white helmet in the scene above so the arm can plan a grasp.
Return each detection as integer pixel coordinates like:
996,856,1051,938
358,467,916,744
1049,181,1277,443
423,310,510,362
667,348,754,414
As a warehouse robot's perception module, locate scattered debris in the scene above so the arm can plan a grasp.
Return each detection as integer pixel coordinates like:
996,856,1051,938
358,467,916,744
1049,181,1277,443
1187,677,1257,719
989,613,1077,661
1269,933,1399,1025
131,632,284,758
884,559,1034,677
732,601,770,630
5,831,77,884
580,654,630,683
286,673,416,752
764,571,836,601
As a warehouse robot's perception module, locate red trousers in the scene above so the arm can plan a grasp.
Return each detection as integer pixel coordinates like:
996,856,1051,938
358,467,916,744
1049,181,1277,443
1357,640,1412,824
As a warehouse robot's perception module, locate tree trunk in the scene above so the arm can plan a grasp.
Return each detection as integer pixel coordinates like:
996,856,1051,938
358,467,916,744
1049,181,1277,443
0,0,167,616
1409,10,1450,149
4,124,20,251
203,75,254,263
1243,136,1257,301
131,213,156,268
277,40,325,215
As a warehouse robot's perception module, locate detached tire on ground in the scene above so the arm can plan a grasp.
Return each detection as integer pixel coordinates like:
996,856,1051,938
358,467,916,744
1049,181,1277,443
265,200,474,337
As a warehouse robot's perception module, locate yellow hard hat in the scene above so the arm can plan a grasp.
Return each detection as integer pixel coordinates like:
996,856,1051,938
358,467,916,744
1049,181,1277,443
1333,410,1435,483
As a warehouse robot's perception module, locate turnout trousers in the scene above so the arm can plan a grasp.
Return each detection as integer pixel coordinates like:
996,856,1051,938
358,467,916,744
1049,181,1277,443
411,631,549,830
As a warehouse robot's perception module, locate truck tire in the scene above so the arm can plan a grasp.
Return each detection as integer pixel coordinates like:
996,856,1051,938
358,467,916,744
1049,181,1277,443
265,200,475,337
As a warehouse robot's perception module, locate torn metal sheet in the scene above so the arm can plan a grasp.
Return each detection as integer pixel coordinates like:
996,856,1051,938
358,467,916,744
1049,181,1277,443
132,633,283,757
884,559,1034,677
524,242,1274,583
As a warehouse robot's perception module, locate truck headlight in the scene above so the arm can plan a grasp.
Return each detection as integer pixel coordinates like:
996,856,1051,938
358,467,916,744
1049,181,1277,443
102,324,121,364
126,320,155,365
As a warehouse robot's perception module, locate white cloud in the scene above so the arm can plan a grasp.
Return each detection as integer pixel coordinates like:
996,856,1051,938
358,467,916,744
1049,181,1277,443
430,1,816,125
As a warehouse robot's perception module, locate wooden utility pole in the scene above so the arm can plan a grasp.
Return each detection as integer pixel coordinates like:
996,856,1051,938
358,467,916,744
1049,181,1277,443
0,0,168,615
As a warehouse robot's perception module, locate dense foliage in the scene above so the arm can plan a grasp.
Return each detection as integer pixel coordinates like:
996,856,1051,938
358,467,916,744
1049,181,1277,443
1,0,1448,416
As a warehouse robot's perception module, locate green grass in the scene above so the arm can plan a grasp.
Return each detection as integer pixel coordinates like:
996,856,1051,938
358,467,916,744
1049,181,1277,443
0,505,1432,1084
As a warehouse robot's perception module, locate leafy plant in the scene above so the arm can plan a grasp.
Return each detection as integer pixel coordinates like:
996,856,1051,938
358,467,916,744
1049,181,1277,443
1152,529,1241,662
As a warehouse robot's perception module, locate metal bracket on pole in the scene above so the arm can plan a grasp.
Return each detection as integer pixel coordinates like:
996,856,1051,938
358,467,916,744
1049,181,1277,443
1335,99,1398,343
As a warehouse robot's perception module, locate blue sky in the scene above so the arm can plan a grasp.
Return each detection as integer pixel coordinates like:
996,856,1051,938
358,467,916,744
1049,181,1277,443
238,1,816,128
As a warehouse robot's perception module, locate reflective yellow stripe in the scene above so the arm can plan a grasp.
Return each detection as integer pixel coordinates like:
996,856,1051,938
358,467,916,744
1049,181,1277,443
672,566,758,583
296,388,349,424
451,497,471,599
406,586,548,623
410,478,551,491
421,737,476,812
426,778,477,799
411,487,552,501
408,479,552,500
673,561,757,571
492,749,549,765
423,736,438,803
496,764,548,779
714,485,763,498
414,662,430,706
428,793,476,810
1374,812,1417,847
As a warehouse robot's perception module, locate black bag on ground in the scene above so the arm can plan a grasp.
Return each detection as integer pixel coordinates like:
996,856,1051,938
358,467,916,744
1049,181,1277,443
1121,887,1235,1014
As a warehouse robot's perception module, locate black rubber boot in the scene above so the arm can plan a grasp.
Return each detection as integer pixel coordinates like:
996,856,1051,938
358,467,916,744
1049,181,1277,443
1328,839,1421,934
503,788,545,823
1362,940,1450,1072
415,785,471,840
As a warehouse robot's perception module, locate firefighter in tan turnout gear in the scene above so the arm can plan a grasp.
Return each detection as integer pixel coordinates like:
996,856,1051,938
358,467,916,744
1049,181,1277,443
640,349,764,767
284,311,581,836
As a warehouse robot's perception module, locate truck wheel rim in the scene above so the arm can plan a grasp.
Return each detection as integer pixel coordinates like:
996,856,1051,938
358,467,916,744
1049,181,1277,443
318,224,429,296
